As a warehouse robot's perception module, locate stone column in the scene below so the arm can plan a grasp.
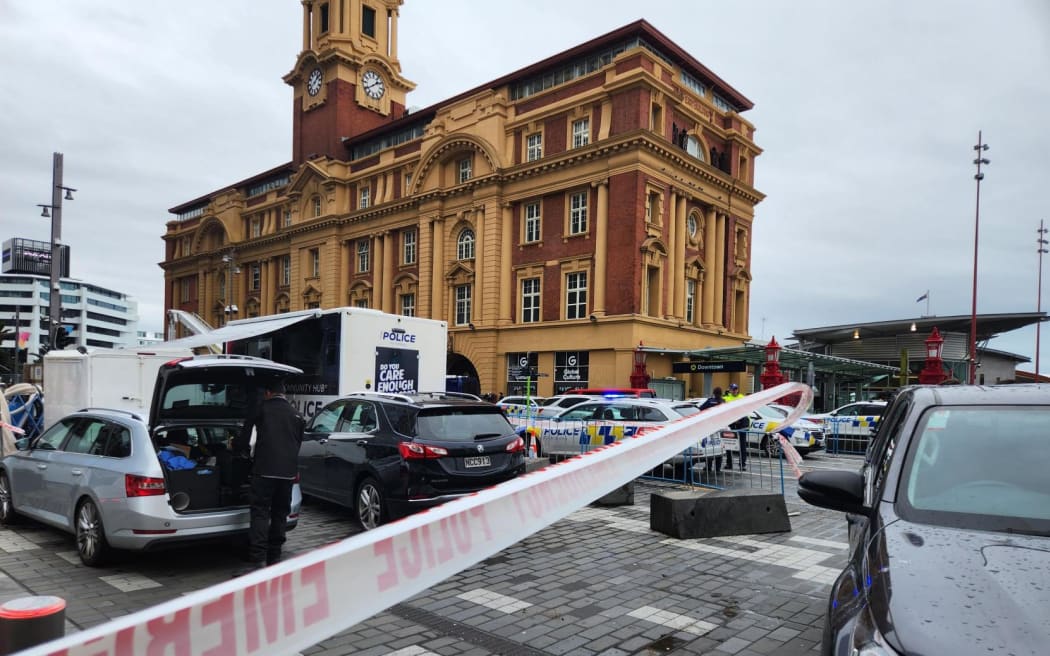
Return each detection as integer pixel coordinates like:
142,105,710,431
473,207,484,325
431,218,445,320
383,230,395,313
338,240,349,306
702,207,716,326
373,233,384,310
674,194,687,320
302,3,310,50
593,179,609,316
390,7,399,58
666,189,677,320
499,203,513,325
714,213,727,328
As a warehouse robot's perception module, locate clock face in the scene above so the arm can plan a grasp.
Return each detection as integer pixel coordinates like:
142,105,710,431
362,70,385,100
307,68,323,97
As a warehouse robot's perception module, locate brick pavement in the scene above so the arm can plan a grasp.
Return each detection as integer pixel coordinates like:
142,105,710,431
0,453,859,655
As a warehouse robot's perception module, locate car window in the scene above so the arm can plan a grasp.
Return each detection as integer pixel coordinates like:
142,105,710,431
98,424,132,458
673,404,700,417
383,404,417,436
900,406,1050,532
633,406,670,422
346,401,379,433
865,395,911,505
64,420,107,455
561,403,601,420
415,407,512,442
308,401,348,433
34,418,78,451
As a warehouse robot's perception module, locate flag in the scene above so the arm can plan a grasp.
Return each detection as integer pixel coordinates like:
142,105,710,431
916,292,928,303
17,331,29,349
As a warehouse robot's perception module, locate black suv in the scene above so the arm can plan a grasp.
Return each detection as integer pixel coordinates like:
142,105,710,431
298,392,526,528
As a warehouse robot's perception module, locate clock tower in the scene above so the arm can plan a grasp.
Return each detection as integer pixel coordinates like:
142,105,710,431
285,0,415,166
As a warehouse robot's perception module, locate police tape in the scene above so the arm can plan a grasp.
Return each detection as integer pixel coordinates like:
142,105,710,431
23,382,812,656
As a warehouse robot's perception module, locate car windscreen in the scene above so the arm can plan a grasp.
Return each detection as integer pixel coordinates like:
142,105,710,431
415,407,514,442
898,405,1050,536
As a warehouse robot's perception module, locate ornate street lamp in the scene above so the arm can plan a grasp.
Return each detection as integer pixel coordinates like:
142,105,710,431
918,327,948,385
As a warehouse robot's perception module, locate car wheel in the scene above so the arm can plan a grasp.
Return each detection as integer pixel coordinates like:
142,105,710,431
763,436,781,458
75,499,111,567
356,478,386,530
0,472,17,525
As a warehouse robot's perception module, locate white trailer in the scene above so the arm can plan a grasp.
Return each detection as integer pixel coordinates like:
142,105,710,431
42,347,194,430
162,307,448,419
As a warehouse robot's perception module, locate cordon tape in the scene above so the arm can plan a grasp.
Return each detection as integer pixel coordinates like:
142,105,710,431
20,382,812,656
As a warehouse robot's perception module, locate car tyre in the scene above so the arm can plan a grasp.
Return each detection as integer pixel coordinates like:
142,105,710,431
763,436,781,458
0,472,17,526
76,499,111,567
356,477,386,530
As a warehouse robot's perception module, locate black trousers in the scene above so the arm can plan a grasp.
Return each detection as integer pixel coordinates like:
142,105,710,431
248,475,293,564
737,433,748,469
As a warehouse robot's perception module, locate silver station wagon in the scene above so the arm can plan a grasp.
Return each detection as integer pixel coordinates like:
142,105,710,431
0,355,303,566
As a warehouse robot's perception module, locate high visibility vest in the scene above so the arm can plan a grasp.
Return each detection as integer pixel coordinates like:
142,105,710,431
724,391,744,402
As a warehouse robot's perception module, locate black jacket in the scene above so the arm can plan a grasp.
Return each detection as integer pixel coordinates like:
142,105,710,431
237,395,305,479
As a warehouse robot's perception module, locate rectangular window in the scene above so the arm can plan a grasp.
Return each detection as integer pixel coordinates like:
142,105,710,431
572,118,590,148
524,202,541,243
320,3,330,33
313,196,322,217
566,272,588,320
401,293,416,317
359,185,370,209
281,255,291,286
355,299,369,308
250,264,261,291
526,133,543,162
180,278,190,303
455,284,472,326
310,248,320,278
521,278,540,323
357,240,370,272
283,209,292,227
646,191,660,223
569,191,588,235
686,279,696,323
458,157,472,183
250,217,261,238
362,5,376,37
402,229,417,265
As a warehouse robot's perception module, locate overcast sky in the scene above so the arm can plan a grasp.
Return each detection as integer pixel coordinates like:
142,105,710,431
2,1,1049,366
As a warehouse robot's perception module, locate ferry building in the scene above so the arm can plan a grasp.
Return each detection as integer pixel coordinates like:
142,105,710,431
161,0,764,397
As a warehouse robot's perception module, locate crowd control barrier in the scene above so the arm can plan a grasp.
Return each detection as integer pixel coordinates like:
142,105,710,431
19,382,812,656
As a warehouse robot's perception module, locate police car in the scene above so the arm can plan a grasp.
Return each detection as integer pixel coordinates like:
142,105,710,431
515,398,723,465
727,404,826,457
805,401,886,439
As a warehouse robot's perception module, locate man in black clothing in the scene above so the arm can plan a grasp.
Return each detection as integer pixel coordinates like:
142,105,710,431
233,379,304,575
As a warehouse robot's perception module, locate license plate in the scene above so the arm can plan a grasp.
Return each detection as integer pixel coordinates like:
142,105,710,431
464,456,491,468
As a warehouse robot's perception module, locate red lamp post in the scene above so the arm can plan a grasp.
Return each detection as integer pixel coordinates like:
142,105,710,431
759,336,786,389
917,327,948,385
629,341,651,389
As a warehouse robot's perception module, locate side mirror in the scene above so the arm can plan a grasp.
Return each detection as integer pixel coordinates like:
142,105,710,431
798,470,867,515
15,437,30,451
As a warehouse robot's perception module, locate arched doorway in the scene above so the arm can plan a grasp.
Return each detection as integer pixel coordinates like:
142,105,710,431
446,352,481,397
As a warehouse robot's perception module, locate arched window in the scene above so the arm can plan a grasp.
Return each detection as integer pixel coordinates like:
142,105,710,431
457,228,475,260
685,135,704,161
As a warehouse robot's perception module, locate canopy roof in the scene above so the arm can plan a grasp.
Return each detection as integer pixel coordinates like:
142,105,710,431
643,342,899,380
793,312,1046,344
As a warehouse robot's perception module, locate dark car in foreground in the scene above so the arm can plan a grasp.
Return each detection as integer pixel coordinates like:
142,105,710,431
298,392,526,529
798,385,1050,655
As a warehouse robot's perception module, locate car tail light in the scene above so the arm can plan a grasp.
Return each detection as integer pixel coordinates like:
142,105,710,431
506,436,525,453
398,442,449,459
125,474,167,497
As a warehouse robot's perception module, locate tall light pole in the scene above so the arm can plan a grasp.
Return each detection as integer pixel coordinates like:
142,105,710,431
969,132,989,385
36,152,76,350
1038,220,1048,379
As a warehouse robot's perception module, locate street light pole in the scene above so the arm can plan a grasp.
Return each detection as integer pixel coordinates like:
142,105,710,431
1038,220,1048,379
969,132,989,385
36,153,76,350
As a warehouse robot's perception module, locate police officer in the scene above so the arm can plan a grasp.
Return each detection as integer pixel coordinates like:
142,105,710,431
723,383,749,470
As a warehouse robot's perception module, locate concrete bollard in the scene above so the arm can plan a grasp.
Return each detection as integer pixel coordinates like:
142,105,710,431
0,596,66,654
